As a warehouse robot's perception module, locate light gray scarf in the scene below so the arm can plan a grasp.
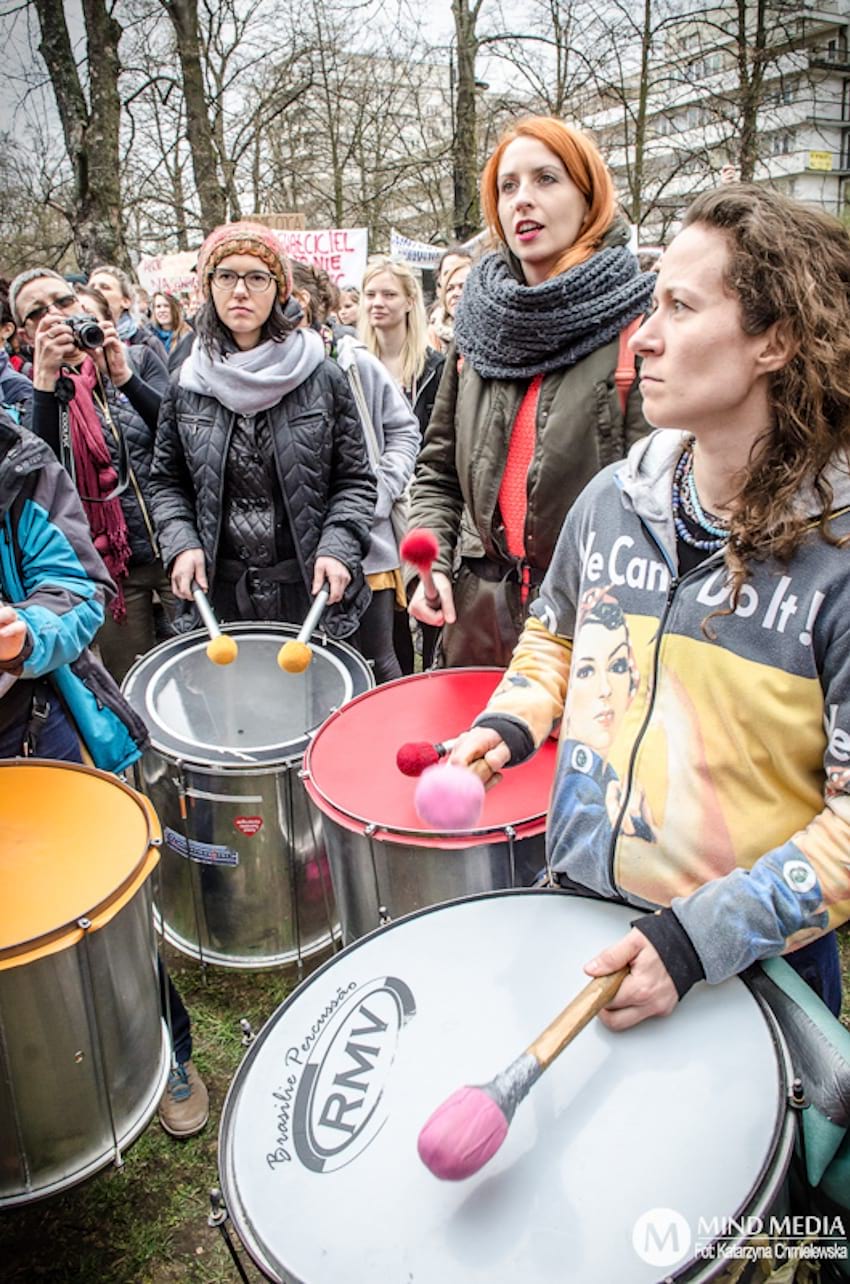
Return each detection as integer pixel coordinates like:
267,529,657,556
179,328,325,414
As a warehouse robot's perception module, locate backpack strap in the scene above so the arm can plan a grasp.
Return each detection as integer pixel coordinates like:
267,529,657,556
615,316,643,417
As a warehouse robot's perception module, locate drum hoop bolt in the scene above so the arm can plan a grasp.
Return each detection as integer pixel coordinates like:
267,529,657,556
790,1076,808,1109
208,1187,228,1228
239,1018,256,1047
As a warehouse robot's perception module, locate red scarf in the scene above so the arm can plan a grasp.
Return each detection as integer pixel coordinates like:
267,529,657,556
65,359,131,620
498,375,543,560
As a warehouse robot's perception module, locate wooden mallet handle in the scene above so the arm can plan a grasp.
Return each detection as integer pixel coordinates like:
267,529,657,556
528,968,628,1070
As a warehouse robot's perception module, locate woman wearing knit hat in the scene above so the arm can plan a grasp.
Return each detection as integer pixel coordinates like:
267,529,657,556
407,116,653,667
149,222,376,635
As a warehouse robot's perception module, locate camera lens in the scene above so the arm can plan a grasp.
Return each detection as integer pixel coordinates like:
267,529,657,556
67,313,105,350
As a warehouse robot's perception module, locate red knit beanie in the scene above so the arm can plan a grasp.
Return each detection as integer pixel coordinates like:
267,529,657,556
196,222,292,301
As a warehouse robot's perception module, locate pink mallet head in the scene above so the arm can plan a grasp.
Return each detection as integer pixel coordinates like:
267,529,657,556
414,762,485,830
400,527,439,571
418,1086,508,1180
396,741,440,777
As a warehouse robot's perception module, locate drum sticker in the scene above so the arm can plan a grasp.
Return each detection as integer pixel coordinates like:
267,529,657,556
266,976,416,1175
234,816,263,837
163,826,239,867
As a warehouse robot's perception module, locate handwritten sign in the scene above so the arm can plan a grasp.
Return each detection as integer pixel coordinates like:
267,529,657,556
276,228,368,287
136,250,199,299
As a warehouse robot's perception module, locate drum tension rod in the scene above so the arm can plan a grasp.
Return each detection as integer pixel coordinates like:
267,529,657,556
789,1077,808,1110
208,1188,250,1283
239,1019,256,1048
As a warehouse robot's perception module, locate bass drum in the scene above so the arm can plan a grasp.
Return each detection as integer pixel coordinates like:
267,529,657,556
218,890,796,1283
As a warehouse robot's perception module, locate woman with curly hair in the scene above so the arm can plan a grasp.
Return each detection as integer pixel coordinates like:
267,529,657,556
451,182,850,1023
407,116,652,667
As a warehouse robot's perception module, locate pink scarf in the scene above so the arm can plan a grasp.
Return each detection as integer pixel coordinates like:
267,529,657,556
66,359,131,620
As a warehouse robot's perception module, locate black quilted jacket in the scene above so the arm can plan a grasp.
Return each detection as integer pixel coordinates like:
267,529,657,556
150,359,377,638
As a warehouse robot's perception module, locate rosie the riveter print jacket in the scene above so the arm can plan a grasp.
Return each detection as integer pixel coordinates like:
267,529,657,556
476,430,850,989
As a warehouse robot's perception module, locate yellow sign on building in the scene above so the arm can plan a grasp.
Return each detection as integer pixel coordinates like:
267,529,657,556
808,150,833,171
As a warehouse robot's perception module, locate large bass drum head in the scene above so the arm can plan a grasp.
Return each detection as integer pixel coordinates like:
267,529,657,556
219,891,793,1283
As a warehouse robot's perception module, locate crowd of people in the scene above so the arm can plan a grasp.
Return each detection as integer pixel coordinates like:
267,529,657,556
2,114,850,1164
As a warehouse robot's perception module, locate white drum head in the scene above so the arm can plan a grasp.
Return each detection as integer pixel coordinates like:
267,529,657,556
123,625,370,766
219,892,791,1283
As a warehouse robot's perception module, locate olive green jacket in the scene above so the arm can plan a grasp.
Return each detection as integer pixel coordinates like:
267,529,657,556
408,260,648,578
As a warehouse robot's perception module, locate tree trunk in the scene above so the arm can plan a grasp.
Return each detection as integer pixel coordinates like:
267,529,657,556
630,0,653,226
161,0,227,232
452,0,481,239
33,0,129,270
737,0,767,180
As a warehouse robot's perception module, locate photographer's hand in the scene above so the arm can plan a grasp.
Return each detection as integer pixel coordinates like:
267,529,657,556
98,319,132,387
33,310,78,392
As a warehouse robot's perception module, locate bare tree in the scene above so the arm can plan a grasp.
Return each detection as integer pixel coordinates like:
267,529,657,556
27,0,130,268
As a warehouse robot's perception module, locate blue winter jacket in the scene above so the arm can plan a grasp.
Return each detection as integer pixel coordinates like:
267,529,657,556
0,410,148,771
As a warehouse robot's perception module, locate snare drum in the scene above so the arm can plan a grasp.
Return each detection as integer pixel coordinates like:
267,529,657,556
123,624,373,969
219,891,795,1283
303,669,557,941
0,761,169,1206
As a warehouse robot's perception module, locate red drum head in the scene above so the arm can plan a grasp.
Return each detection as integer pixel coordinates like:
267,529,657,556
304,669,556,846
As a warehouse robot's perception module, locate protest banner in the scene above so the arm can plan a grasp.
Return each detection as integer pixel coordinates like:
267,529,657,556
136,250,199,299
276,228,368,287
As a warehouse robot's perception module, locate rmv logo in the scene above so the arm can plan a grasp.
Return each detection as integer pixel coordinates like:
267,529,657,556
293,976,415,1172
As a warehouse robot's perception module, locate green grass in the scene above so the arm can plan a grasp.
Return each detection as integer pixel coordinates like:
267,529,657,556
0,947,291,1283
2,930,849,1282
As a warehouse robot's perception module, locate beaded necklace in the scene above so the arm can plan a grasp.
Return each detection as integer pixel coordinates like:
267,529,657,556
672,440,730,553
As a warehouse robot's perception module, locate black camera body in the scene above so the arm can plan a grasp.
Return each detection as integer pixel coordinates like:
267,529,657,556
66,313,105,350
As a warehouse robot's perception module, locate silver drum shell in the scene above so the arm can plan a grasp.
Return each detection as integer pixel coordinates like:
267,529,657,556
124,625,374,970
0,882,170,1207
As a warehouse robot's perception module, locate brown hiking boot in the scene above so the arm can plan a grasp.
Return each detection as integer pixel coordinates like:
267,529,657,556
158,1059,209,1138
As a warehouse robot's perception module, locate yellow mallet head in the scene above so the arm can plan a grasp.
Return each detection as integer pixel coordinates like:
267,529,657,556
206,634,239,665
278,640,312,673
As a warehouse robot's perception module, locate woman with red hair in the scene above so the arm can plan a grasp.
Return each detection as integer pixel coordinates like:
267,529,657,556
408,116,653,666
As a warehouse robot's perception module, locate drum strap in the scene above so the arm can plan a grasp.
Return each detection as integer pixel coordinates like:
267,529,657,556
218,557,301,620
21,681,51,757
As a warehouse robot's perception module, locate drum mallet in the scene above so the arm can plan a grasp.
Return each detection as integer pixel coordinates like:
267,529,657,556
192,582,238,665
400,528,442,610
418,966,628,1181
278,586,330,673
413,761,485,830
396,738,458,776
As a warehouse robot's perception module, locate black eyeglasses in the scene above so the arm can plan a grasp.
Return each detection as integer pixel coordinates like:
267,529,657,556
23,294,77,328
209,268,275,294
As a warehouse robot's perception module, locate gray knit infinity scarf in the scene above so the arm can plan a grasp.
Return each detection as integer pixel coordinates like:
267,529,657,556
454,237,655,380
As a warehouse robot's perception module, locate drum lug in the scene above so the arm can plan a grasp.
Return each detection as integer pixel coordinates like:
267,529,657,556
239,1018,256,1048
378,905,392,926
208,1188,251,1283
365,823,378,837
208,1186,228,1228
789,1077,808,1110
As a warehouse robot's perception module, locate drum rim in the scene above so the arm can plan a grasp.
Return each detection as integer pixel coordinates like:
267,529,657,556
303,667,552,840
217,887,795,1284
0,759,160,966
122,623,373,768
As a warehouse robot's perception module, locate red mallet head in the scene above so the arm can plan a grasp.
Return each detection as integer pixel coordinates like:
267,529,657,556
418,1086,508,1181
400,528,439,571
396,741,440,777
414,762,485,830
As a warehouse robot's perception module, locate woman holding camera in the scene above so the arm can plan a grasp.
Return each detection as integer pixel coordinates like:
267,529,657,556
9,268,172,681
